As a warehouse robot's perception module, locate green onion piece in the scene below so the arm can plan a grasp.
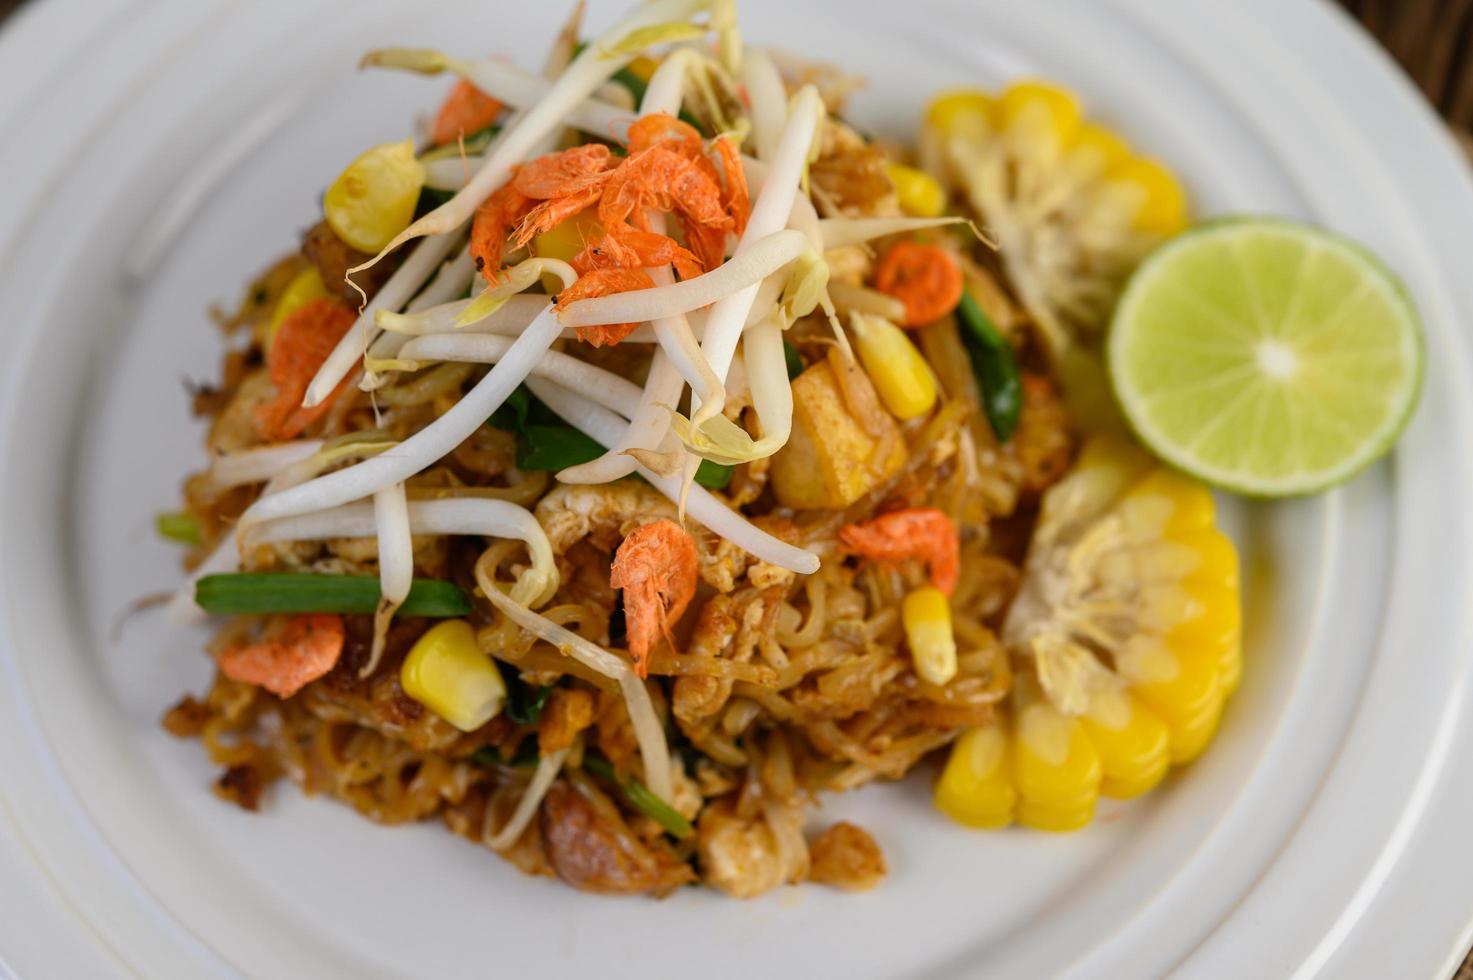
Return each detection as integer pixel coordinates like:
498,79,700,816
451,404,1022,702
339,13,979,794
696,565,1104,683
156,511,201,545
783,339,804,380
610,66,649,105
495,385,735,487
956,291,1023,442
414,185,457,220
506,678,554,725
583,752,693,839
418,124,501,162
488,383,536,432
195,573,471,617
517,424,604,470
694,460,734,489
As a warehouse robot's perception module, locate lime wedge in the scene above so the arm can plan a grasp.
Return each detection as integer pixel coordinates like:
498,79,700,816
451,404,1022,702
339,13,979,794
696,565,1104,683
1107,217,1423,496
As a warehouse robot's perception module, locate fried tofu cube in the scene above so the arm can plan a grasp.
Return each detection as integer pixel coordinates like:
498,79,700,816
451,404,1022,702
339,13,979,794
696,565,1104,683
770,361,908,509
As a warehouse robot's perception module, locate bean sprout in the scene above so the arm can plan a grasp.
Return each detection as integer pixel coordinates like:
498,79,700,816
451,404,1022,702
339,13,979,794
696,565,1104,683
367,482,412,676
251,497,559,607
241,306,564,530
527,378,820,575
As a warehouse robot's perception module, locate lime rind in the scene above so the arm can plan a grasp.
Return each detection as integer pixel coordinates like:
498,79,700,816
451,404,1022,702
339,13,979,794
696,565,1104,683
1107,216,1424,497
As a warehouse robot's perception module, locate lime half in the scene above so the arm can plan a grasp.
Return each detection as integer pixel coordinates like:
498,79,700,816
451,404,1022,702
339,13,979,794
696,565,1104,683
1107,217,1423,496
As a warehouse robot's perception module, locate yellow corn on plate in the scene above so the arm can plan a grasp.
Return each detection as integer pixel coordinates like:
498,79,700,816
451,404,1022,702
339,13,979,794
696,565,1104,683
1081,688,1171,799
935,726,1016,828
401,619,506,732
927,88,994,138
265,266,329,349
1066,122,1131,180
903,586,958,686
998,79,1083,154
324,139,425,254
884,161,947,218
1117,468,1217,540
1104,155,1189,236
936,435,1241,833
1163,583,1241,649
1175,529,1241,591
850,314,939,420
1117,634,1224,764
1013,701,1102,831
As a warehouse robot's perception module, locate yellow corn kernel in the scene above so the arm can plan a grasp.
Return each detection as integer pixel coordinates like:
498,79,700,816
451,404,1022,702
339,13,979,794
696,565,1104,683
884,161,947,218
1013,700,1102,831
1116,635,1223,764
902,586,957,685
1219,633,1244,696
850,313,938,420
1117,468,1217,540
324,139,426,254
998,79,1083,152
1067,122,1131,179
1105,155,1188,236
935,725,1015,828
401,620,506,732
926,88,995,138
533,207,601,292
1164,582,1241,649
625,55,660,83
1081,688,1171,799
1172,580,1242,703
265,266,329,349
1175,528,1241,592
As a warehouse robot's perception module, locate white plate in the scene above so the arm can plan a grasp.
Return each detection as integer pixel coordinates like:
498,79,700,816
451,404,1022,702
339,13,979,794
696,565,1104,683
1,1,1471,977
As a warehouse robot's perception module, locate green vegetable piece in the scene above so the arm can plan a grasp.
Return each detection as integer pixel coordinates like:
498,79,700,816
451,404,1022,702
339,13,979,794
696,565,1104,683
783,339,804,380
488,384,535,432
517,424,604,470
156,511,201,545
506,677,554,725
413,185,457,220
195,573,471,617
956,291,1023,442
610,66,649,105
418,124,500,162
694,460,734,489
493,384,734,486
583,753,693,839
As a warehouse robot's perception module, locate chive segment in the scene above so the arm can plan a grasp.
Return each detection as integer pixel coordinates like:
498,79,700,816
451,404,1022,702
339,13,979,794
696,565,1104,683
506,677,554,725
156,511,201,545
783,339,804,380
582,753,693,839
956,291,1023,442
469,736,692,838
195,573,471,617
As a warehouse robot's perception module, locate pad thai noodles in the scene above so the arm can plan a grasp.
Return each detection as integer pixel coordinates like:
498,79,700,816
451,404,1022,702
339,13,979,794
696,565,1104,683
162,0,1242,897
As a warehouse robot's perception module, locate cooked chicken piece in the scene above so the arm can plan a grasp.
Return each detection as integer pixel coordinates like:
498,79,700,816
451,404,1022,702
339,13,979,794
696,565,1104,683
697,797,809,898
808,822,886,891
